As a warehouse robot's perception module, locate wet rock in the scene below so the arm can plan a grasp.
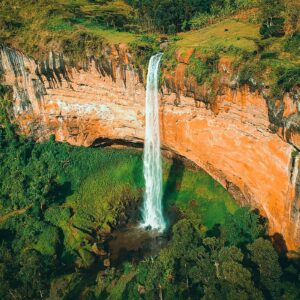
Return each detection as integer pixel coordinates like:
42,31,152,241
91,243,107,256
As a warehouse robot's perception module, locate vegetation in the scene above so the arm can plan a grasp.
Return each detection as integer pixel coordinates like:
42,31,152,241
0,95,240,299
0,0,136,59
0,1,300,298
190,0,258,30
185,52,219,85
129,35,160,78
0,0,298,104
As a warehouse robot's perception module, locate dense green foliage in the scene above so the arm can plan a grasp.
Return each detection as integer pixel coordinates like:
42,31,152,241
115,210,299,300
0,107,144,298
185,52,219,85
126,0,212,33
52,209,300,299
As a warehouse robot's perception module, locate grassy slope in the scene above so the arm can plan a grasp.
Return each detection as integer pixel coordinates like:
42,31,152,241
177,19,260,52
65,147,237,228
55,146,237,246
0,0,136,58
162,159,237,229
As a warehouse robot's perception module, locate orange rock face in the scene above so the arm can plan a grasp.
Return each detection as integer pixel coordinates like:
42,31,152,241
0,45,299,250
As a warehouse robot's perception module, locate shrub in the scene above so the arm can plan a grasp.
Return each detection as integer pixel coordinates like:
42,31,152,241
61,31,106,62
276,65,300,92
260,17,285,38
186,53,219,85
238,63,265,88
129,35,160,73
190,13,215,30
35,225,61,256
161,45,177,71
260,51,279,59
284,31,300,56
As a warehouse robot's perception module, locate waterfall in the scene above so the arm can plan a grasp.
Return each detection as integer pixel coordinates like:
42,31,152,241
141,53,166,232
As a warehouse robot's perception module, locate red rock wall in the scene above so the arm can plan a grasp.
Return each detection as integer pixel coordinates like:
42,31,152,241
0,45,299,250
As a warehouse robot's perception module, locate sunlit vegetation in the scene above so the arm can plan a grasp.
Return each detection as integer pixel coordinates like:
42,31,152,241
0,0,299,103
0,0,136,58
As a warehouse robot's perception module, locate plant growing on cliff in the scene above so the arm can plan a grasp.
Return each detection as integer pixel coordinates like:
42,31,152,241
61,31,107,64
0,85,13,124
185,52,219,85
129,35,160,80
161,44,177,72
259,0,285,38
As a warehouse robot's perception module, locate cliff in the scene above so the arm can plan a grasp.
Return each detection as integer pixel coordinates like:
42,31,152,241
0,44,299,250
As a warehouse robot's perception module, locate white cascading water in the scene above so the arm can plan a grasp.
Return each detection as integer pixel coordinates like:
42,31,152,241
141,53,166,232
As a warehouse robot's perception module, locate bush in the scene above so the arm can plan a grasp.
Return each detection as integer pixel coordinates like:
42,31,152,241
276,65,300,92
260,51,279,59
161,45,177,71
284,31,300,56
238,63,265,88
190,13,215,30
129,35,160,73
35,225,61,256
61,31,106,62
186,53,219,85
260,17,285,38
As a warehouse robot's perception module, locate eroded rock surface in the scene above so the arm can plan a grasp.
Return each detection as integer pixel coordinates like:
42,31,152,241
0,44,299,249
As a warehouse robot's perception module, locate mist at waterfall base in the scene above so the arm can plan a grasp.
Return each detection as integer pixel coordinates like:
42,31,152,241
141,53,166,232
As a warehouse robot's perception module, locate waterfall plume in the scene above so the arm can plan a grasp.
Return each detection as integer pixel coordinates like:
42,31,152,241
141,53,166,232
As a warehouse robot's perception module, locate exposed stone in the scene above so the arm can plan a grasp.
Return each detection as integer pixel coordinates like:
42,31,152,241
103,258,111,268
0,44,299,250
92,243,107,256
138,284,146,294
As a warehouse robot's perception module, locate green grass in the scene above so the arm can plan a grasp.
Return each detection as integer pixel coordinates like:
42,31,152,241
62,147,237,232
44,146,144,265
177,19,260,52
162,159,237,229
0,0,136,59
42,145,236,264
82,24,136,44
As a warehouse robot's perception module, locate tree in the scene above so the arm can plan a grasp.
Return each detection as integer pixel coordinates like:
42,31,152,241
221,207,266,247
18,249,51,299
248,238,283,299
259,0,285,38
126,0,211,33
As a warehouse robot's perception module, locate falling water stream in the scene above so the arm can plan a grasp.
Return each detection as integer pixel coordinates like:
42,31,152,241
141,53,166,231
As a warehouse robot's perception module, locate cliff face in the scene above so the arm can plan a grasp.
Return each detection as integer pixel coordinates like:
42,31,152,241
0,44,300,250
